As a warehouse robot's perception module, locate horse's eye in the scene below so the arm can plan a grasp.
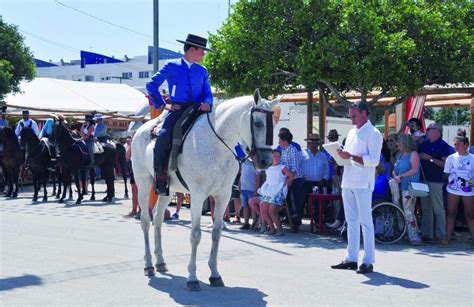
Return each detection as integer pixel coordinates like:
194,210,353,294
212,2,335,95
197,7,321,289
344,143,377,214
255,121,264,128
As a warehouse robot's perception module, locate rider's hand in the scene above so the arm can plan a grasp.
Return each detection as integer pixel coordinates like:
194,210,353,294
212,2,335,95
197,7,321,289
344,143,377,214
165,104,181,112
199,103,211,112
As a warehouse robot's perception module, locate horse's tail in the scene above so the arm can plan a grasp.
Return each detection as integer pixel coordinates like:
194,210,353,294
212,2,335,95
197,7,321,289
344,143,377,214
115,143,127,177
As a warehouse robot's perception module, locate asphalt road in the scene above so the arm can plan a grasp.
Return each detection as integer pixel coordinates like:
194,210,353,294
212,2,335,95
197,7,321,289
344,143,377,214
1,180,473,306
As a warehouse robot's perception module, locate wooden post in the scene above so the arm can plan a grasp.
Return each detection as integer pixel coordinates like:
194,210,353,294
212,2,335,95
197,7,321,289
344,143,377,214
307,91,313,137
384,110,390,139
317,85,327,139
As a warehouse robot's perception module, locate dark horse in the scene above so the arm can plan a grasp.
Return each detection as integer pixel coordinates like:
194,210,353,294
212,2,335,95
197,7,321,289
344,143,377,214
0,127,23,198
115,142,128,198
20,126,52,202
52,120,117,204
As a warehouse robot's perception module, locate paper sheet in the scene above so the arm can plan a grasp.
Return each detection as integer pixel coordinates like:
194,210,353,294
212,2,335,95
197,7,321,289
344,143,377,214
322,142,352,166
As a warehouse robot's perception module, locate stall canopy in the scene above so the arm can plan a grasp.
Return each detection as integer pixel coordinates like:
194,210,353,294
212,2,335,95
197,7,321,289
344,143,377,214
4,78,148,116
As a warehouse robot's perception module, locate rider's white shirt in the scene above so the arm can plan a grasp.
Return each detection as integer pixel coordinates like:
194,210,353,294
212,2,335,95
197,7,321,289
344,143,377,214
15,118,40,137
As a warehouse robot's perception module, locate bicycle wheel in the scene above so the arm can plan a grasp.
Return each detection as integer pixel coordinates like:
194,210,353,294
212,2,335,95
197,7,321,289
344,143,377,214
372,201,406,244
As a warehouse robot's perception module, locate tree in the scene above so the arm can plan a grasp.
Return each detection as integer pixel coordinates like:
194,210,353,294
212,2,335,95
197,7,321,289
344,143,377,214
433,108,470,125
0,17,36,103
205,0,473,118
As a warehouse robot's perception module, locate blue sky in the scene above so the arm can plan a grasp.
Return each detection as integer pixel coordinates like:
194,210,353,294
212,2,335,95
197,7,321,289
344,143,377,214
1,0,233,62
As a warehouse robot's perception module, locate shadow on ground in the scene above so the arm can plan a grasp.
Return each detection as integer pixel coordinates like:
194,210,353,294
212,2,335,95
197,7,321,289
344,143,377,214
148,272,267,306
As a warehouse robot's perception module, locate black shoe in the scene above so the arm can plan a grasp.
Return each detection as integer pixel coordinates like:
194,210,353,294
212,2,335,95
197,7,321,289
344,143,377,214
356,263,374,274
239,223,250,230
331,261,358,270
154,169,169,196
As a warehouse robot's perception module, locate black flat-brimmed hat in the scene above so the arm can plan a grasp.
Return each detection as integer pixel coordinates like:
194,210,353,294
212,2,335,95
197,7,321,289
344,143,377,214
177,34,213,52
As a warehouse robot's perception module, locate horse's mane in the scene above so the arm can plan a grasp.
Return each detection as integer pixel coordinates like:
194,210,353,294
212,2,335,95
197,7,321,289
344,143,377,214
1,127,17,140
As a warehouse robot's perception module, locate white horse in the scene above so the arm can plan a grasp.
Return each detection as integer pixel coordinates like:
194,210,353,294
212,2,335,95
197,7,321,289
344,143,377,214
132,89,279,291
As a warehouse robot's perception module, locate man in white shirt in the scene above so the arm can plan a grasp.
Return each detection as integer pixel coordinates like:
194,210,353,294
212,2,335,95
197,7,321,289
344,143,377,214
15,110,39,137
331,102,383,274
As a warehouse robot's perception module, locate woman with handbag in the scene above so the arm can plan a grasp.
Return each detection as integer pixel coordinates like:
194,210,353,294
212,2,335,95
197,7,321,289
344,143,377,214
393,134,423,246
444,136,474,246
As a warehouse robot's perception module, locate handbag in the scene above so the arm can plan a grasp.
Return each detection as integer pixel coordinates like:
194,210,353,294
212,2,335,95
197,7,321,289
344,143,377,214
408,162,429,198
408,182,429,198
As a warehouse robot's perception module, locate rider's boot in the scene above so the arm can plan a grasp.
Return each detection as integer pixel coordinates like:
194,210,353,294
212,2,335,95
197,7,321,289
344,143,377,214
154,167,169,196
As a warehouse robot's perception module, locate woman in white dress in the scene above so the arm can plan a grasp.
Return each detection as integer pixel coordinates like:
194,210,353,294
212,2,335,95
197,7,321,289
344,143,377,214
258,149,294,236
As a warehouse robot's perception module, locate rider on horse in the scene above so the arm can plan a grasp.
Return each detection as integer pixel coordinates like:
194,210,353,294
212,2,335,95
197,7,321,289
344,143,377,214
0,106,8,129
15,110,39,138
93,113,109,143
77,114,96,167
146,33,213,196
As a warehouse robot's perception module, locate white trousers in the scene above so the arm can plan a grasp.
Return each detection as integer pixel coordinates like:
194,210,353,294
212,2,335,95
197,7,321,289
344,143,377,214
342,188,375,264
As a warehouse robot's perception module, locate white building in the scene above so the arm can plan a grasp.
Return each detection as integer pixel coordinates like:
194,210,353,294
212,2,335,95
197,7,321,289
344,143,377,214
35,48,182,91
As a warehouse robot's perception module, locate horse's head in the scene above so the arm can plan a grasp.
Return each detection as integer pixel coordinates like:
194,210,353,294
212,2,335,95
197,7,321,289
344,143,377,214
241,89,279,169
19,126,36,148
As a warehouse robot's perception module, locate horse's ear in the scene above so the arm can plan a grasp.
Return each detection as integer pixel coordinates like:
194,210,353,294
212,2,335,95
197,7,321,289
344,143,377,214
253,88,261,105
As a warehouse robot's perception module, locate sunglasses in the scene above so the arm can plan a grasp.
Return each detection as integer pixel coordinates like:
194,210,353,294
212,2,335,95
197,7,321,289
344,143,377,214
427,127,438,131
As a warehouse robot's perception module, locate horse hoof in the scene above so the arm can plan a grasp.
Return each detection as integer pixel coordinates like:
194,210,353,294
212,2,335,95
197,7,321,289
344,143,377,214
124,193,129,199
32,197,38,202
12,193,18,198
90,196,95,201
55,195,60,199
58,199,64,203
5,193,12,198
186,281,201,291
155,263,168,273
102,197,108,202
42,197,48,202
144,267,155,277
209,277,225,287
76,200,81,205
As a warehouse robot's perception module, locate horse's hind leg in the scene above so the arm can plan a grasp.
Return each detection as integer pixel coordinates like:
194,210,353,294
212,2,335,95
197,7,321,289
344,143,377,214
42,169,48,202
153,195,170,273
32,172,38,202
136,176,154,276
208,194,226,287
75,170,83,204
187,194,206,291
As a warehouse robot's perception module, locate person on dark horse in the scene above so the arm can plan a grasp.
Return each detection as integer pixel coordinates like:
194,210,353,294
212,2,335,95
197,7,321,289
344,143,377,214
0,106,9,192
0,126,23,198
78,114,96,168
93,113,129,198
146,33,213,196
52,117,117,204
20,126,52,202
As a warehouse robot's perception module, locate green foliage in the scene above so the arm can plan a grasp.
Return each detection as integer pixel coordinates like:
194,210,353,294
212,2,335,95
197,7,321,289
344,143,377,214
433,107,470,125
0,16,36,102
206,0,473,111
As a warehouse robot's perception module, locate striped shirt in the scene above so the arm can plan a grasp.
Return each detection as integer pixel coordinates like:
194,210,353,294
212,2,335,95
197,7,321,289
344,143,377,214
281,143,302,179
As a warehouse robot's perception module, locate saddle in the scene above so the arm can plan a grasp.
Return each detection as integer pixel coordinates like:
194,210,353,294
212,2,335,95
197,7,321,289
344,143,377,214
93,141,105,154
41,137,57,161
151,105,202,171
76,141,91,164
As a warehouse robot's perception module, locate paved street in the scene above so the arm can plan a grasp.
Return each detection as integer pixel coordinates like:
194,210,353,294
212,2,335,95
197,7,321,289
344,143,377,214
1,180,473,306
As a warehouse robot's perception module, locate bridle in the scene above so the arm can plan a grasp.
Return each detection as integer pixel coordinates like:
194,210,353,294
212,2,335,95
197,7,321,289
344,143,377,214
249,106,274,157
207,104,274,164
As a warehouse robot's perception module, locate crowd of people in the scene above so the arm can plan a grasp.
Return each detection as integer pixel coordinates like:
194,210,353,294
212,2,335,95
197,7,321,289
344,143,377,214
197,112,473,252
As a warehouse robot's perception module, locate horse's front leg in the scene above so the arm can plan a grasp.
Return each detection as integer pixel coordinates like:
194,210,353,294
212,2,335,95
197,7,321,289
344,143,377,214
5,168,12,197
56,167,62,199
89,168,96,201
153,195,171,273
187,195,205,291
208,194,226,287
136,177,154,276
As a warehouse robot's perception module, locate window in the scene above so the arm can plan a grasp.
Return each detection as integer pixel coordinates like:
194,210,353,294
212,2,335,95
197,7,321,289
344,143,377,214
139,71,149,79
122,72,132,80
85,75,94,82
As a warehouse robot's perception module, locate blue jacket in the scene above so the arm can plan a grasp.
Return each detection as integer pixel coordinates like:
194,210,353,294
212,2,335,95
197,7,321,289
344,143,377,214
146,58,213,108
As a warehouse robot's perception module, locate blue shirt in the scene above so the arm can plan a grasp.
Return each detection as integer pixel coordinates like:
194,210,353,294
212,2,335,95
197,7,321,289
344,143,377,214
300,149,329,181
146,58,213,108
0,118,8,128
39,118,54,138
277,141,301,152
373,175,389,200
419,138,455,183
94,122,107,138
323,149,336,180
394,152,420,191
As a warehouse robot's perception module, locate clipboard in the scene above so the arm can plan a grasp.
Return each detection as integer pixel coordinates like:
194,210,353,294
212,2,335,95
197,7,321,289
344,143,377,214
322,142,351,166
